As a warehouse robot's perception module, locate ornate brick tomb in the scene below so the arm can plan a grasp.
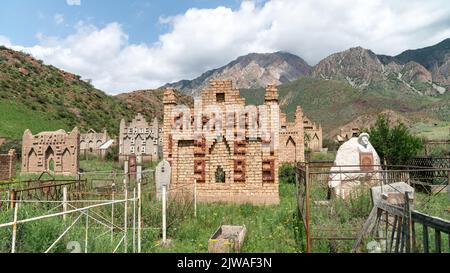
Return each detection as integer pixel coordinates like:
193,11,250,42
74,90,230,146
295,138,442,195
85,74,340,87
163,80,280,205
119,114,161,163
80,129,113,158
21,128,79,176
279,108,305,163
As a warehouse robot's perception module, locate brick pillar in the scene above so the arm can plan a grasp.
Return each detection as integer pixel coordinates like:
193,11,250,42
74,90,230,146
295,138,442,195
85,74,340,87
8,149,16,179
163,88,176,162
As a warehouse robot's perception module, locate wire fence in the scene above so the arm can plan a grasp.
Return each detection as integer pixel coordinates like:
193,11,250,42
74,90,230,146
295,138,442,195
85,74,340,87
295,162,450,253
0,161,199,253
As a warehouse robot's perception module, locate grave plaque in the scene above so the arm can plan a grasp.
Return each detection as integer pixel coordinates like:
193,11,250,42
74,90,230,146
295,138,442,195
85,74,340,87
359,152,374,171
155,160,171,200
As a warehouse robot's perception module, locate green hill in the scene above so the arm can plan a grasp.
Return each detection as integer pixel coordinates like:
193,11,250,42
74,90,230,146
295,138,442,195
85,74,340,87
0,46,191,142
0,45,138,140
240,77,449,136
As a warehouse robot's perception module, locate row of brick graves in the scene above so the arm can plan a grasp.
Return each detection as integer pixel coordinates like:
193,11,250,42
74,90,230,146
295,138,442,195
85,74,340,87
4,79,324,205
162,80,323,205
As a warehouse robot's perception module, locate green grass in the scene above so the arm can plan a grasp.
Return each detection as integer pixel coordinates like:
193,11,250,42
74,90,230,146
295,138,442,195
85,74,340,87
0,100,68,139
411,121,450,141
310,151,336,162
1,158,448,253
0,159,302,253
147,182,300,253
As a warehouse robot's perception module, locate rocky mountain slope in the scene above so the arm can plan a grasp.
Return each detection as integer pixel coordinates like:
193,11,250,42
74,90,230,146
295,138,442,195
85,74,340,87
394,38,450,85
313,47,444,95
163,51,312,95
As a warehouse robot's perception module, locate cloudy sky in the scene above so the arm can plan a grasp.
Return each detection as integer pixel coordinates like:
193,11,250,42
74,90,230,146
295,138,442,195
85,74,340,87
1,0,449,94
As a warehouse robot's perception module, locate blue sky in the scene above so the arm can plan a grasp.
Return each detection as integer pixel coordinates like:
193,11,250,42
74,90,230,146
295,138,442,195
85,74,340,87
0,0,242,46
1,0,449,94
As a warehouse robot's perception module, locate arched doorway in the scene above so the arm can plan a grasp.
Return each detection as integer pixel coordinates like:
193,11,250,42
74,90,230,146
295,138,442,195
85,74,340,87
45,146,55,172
286,136,296,159
27,148,38,172
62,148,72,172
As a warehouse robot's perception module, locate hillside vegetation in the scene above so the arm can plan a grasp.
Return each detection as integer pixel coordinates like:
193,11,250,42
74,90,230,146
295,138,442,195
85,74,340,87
0,46,139,139
0,46,189,141
240,77,449,137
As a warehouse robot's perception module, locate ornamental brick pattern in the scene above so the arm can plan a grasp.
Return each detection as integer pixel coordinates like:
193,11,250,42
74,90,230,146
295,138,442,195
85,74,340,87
163,80,280,205
303,116,323,152
80,129,111,158
279,107,306,163
21,128,79,176
119,114,161,163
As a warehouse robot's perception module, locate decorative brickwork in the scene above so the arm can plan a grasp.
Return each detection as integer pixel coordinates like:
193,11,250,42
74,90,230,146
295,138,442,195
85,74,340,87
80,129,112,158
279,107,305,163
303,116,323,152
119,114,161,163
163,80,280,205
21,128,79,176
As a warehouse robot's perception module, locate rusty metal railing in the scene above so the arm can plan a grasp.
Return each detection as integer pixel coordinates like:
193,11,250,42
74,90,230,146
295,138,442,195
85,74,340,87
295,162,450,253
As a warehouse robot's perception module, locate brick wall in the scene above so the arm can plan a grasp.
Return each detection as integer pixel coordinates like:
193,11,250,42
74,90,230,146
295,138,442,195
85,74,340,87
21,128,79,176
279,106,305,163
0,149,16,180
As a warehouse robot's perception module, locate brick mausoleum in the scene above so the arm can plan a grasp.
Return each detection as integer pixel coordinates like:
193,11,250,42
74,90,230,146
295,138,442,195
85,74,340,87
119,113,161,163
80,129,113,159
163,80,280,205
21,128,79,176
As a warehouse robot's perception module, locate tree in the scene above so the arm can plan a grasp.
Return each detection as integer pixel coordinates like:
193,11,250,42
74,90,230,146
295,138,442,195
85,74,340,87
365,115,423,166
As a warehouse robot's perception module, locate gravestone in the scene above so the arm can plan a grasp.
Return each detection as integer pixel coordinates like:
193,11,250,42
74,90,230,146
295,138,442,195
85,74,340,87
370,182,414,206
329,133,382,199
155,160,171,200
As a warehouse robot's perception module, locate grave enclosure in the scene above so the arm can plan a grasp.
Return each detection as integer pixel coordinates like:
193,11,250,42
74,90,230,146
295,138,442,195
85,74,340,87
295,161,450,253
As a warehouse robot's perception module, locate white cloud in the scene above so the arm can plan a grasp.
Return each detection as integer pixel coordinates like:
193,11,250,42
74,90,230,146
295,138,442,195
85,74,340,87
3,0,450,94
0,35,12,47
66,0,81,6
54,14,64,25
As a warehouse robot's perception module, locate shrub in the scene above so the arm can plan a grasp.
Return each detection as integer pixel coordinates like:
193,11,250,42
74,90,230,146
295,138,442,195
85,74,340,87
365,115,423,165
105,145,119,161
279,163,296,184
323,138,339,151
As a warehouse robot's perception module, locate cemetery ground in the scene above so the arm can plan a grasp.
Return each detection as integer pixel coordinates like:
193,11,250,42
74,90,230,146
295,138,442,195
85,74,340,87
0,158,300,253
0,158,448,253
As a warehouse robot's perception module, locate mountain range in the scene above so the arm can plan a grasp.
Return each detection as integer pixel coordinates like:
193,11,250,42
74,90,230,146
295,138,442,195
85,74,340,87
163,51,312,96
163,38,450,96
0,39,449,143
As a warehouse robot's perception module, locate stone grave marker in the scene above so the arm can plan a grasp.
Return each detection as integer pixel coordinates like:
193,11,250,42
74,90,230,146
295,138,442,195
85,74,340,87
155,160,171,200
370,182,414,206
